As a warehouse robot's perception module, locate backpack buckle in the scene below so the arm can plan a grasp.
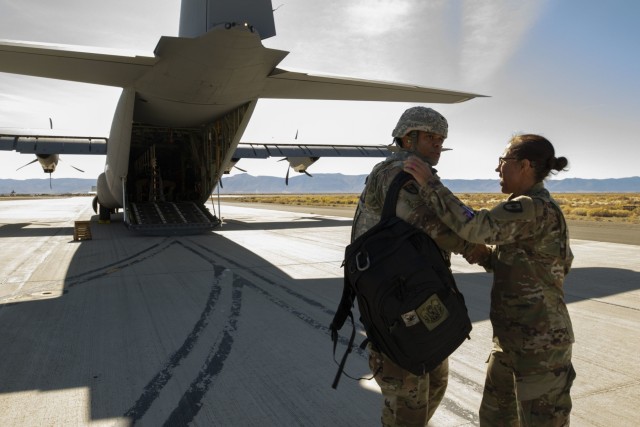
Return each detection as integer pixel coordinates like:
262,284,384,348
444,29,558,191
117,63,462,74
356,252,370,271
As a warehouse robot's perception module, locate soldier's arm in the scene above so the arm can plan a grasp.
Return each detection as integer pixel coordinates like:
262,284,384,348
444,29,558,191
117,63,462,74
396,182,488,260
418,178,543,245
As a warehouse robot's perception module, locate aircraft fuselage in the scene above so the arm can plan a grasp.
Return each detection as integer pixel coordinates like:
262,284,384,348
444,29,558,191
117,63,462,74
98,26,274,229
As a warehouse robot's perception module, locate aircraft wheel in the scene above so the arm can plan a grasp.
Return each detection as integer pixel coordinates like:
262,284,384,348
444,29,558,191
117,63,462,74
99,204,111,222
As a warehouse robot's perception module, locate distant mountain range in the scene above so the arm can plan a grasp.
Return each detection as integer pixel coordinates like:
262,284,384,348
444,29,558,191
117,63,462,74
219,174,640,193
1,174,638,195
0,178,97,195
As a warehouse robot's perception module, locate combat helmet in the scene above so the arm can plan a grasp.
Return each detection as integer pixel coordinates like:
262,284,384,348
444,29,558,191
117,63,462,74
391,107,448,139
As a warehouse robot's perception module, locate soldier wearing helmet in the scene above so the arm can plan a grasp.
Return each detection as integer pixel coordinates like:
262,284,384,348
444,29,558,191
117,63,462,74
391,106,449,167
351,106,489,426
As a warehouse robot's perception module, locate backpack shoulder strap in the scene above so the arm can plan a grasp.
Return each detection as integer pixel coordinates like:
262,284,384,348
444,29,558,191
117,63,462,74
381,171,414,220
330,276,355,333
329,276,356,389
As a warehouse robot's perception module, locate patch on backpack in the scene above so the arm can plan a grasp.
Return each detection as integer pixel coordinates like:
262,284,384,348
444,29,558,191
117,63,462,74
416,294,449,330
503,201,523,213
401,310,420,326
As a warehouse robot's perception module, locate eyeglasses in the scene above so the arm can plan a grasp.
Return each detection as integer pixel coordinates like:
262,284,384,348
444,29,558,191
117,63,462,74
498,157,517,166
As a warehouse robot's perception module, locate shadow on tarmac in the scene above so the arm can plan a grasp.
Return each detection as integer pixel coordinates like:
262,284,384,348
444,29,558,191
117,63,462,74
1,215,638,425
0,222,75,237
0,220,379,424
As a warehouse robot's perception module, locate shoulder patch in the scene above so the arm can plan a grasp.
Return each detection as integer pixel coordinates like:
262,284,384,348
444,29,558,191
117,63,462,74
490,196,535,221
503,201,523,213
402,182,419,195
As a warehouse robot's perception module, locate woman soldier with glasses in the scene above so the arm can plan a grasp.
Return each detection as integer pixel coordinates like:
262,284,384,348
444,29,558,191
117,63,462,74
403,134,576,427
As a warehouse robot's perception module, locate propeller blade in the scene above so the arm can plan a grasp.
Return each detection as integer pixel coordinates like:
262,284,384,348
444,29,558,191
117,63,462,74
303,170,312,177
58,157,85,173
16,158,38,171
233,165,247,173
285,166,290,186
49,173,52,189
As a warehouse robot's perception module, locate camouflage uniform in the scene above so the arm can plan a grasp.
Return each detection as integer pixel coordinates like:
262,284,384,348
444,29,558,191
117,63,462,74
368,344,449,427
419,178,576,427
353,149,483,427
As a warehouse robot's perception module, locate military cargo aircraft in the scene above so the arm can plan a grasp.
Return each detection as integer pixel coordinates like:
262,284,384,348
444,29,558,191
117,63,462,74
0,0,482,234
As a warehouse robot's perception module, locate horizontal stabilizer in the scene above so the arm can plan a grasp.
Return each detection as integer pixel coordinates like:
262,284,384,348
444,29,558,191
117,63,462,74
262,69,485,104
0,40,155,87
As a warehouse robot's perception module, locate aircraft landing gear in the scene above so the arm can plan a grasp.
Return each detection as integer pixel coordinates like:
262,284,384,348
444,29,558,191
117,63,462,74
99,204,111,222
93,195,112,222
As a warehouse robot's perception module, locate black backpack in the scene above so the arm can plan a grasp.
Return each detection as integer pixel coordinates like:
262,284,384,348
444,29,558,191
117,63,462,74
330,171,472,388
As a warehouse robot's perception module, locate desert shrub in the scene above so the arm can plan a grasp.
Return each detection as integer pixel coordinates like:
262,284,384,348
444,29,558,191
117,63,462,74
587,208,632,218
568,208,588,217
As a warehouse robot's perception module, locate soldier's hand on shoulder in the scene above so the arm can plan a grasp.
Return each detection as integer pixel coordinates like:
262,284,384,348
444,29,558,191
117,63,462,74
403,156,432,187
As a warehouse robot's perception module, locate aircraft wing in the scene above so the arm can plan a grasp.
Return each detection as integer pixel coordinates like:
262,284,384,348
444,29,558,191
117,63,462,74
232,142,450,160
262,68,484,103
0,129,107,155
233,143,392,159
0,40,156,87
230,142,396,178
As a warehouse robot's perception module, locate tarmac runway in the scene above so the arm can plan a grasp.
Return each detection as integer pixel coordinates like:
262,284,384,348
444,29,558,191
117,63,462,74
218,201,640,246
0,197,638,426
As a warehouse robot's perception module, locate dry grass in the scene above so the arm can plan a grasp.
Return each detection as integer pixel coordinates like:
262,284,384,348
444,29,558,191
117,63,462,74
219,193,640,224
457,193,640,223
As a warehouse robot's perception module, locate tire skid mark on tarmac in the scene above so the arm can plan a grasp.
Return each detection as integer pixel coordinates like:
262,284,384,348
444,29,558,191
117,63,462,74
189,238,480,425
61,237,357,424
52,237,240,424
65,238,174,288
124,261,229,423
58,234,477,425
189,238,367,358
162,277,243,426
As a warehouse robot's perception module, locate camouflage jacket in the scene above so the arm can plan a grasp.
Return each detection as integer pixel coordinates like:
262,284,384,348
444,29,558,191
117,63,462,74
352,150,481,263
420,179,575,353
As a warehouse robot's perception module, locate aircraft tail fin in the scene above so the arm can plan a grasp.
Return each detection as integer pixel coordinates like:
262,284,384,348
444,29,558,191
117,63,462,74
179,0,276,39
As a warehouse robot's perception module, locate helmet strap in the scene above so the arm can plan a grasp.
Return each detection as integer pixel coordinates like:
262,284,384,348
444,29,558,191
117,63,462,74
407,130,419,153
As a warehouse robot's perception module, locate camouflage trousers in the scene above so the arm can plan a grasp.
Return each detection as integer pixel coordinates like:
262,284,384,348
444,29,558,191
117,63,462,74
479,345,576,427
368,347,448,427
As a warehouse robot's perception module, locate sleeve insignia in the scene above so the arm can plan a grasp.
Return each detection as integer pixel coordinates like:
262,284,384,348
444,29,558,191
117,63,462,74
402,182,419,194
503,201,523,213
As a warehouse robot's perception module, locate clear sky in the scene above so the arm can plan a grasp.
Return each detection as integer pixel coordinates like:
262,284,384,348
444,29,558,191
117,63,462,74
0,0,638,181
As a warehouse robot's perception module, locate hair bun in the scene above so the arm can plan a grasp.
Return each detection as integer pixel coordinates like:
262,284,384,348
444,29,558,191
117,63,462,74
553,156,568,171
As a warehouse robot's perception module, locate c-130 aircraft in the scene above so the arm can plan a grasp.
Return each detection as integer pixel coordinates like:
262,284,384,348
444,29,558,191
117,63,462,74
0,0,482,234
